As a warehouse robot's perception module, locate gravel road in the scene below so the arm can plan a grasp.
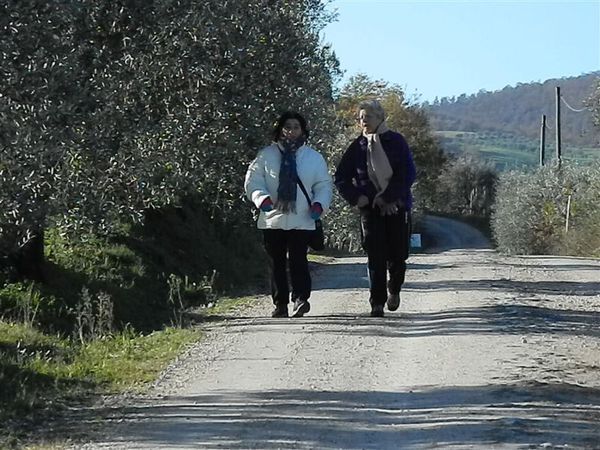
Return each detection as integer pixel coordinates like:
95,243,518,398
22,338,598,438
70,218,600,449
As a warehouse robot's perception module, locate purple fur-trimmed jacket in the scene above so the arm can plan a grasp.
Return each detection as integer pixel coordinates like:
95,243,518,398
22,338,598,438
334,130,416,210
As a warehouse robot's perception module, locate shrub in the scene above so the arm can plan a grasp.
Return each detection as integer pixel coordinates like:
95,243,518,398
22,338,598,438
492,163,600,256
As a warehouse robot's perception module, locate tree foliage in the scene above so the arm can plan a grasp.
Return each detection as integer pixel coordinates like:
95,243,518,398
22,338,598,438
588,76,600,130
492,164,600,256
0,0,341,273
435,155,497,218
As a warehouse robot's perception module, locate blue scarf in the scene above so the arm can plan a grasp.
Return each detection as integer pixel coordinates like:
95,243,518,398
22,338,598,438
276,137,305,213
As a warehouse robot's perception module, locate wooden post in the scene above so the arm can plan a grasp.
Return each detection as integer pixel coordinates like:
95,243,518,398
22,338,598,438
565,194,571,233
556,86,561,167
539,114,546,166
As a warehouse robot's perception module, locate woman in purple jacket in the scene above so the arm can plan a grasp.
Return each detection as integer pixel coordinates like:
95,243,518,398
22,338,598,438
334,99,416,317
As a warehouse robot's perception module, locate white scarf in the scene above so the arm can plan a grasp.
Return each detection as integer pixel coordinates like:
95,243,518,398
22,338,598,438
363,121,393,200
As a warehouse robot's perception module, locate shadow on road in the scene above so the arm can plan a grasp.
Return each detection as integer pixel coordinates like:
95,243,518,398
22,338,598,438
494,261,600,272
406,278,600,296
64,383,600,449
311,259,600,297
312,261,460,290
199,302,600,339
394,304,600,339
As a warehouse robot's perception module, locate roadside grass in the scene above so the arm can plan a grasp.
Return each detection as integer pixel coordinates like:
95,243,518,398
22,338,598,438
307,253,336,264
197,295,262,317
0,320,201,448
0,267,264,449
62,326,201,389
0,205,269,449
0,288,270,450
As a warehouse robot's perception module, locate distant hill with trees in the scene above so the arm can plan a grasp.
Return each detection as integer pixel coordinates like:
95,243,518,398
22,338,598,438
424,72,599,146
422,72,600,169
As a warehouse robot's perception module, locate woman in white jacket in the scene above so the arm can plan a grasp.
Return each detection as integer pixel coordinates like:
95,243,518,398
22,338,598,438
244,111,332,318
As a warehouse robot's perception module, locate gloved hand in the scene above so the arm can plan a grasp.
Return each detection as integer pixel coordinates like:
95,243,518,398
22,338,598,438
310,202,323,220
260,197,274,212
355,195,369,208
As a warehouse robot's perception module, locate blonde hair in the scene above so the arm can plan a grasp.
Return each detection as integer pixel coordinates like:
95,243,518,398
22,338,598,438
358,99,385,121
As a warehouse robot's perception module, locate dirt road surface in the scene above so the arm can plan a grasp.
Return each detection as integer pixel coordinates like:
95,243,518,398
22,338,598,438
72,220,600,449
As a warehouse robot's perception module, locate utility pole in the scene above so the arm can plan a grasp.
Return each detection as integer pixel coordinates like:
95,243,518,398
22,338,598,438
565,195,572,233
539,114,546,166
555,86,562,167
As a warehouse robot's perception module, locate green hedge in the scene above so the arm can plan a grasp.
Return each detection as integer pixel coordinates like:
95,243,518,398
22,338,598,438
492,163,600,256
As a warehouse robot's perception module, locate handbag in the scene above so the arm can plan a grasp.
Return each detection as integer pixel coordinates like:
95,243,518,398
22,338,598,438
297,178,325,251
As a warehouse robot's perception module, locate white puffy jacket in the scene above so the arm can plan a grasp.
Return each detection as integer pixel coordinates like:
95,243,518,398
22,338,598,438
244,143,332,230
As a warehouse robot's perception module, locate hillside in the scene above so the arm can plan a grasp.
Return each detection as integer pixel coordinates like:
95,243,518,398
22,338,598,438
423,72,600,169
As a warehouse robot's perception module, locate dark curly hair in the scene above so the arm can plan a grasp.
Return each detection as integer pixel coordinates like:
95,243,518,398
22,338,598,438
272,111,309,141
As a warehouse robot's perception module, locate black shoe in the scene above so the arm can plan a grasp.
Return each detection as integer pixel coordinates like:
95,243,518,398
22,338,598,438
370,304,384,317
386,293,400,311
291,299,310,317
271,304,289,318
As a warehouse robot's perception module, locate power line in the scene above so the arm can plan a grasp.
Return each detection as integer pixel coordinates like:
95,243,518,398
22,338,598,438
560,95,588,113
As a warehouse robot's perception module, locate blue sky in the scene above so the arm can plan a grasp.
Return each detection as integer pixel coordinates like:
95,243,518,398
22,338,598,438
321,0,600,103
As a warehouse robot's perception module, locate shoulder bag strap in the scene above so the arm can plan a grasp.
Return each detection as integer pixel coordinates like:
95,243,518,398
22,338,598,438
296,177,312,206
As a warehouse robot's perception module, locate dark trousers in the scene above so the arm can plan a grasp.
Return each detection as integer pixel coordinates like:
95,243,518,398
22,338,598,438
263,229,312,306
360,208,411,306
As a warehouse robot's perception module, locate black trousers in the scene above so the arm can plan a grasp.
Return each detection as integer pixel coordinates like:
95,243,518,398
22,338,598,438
263,229,312,306
360,208,411,306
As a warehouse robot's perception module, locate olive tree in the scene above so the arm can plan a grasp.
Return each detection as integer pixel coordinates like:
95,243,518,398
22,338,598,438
1,0,80,278
587,76,600,129
1,0,341,279
435,155,497,217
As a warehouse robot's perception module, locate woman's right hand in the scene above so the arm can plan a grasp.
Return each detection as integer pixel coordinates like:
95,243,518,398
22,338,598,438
260,197,274,212
374,197,398,216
